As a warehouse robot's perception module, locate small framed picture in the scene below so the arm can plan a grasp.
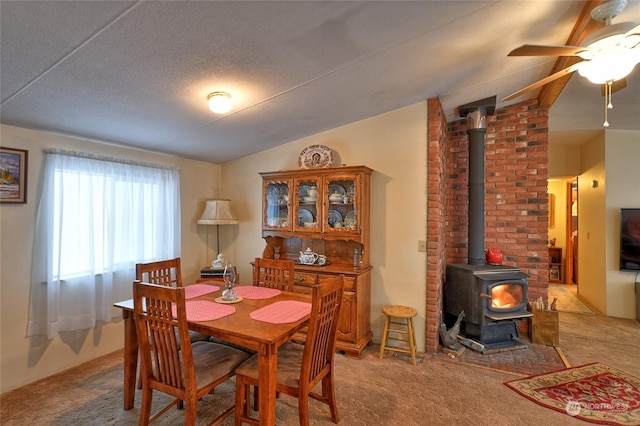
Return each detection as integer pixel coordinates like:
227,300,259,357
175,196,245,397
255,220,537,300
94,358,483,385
0,147,28,204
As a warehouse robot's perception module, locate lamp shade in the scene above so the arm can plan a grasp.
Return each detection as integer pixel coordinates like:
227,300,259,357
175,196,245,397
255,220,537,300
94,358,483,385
197,199,239,225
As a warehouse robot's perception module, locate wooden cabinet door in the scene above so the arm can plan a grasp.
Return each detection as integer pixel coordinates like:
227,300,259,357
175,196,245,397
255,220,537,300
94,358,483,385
323,173,362,236
262,178,293,231
293,177,322,233
337,290,357,343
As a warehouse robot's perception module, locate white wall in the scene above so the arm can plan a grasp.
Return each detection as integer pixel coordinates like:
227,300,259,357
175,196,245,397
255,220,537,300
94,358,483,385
578,134,608,313
604,130,640,318
549,130,639,319
221,102,428,351
549,143,581,178
0,125,220,392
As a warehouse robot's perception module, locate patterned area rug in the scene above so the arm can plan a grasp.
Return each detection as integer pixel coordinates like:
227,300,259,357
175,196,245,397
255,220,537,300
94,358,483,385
505,363,640,425
549,284,594,315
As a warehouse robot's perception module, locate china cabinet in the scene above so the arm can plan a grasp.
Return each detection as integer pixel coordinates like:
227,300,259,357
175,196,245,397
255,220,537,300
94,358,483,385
258,165,373,358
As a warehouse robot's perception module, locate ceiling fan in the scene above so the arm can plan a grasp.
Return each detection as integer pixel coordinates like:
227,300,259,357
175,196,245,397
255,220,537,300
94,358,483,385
503,0,640,126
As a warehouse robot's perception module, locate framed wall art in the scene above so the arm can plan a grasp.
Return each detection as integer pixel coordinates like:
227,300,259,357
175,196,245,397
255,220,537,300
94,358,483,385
0,147,28,204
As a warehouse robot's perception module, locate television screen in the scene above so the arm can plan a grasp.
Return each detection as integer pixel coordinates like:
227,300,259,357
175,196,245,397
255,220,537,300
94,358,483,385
620,208,640,271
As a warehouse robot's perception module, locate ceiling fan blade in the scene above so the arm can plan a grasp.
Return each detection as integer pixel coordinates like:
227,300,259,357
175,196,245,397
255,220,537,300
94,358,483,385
508,44,588,57
502,63,582,102
600,78,627,96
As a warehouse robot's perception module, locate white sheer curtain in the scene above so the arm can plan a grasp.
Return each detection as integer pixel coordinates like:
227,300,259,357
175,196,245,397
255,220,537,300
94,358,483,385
27,150,180,339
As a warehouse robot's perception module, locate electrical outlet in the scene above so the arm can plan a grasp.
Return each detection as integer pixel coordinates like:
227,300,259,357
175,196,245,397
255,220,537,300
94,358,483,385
418,240,427,252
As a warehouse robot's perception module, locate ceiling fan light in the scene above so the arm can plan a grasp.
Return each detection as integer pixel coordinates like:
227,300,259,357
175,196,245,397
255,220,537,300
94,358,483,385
577,52,637,84
581,22,636,49
208,92,232,114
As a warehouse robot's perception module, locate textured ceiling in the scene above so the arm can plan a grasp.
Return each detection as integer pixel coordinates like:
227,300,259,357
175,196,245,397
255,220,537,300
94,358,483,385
1,1,639,163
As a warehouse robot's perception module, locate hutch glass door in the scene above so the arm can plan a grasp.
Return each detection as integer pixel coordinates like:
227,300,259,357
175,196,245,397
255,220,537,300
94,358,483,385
263,179,291,230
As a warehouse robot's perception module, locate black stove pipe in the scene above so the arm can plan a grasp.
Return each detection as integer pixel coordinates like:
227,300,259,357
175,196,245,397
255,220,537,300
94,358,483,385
466,110,487,265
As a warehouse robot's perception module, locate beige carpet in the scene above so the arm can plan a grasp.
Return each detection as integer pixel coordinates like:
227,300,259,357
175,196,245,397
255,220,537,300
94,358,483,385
0,346,581,426
548,284,594,315
2,300,638,425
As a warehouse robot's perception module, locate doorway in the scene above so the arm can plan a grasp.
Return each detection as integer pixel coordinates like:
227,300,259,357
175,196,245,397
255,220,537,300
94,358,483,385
565,180,578,286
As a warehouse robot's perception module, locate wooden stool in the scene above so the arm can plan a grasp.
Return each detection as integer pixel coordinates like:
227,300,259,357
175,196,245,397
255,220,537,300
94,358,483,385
379,305,417,365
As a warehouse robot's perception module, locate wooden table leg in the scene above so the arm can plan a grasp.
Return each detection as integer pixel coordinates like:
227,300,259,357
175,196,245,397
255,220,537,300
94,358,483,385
257,342,277,426
122,310,138,410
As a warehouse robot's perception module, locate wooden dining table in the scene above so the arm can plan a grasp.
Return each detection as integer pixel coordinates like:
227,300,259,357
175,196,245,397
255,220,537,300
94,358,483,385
114,283,312,426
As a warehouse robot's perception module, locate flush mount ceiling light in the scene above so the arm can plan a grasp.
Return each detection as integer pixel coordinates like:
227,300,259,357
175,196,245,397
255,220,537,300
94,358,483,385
208,91,232,114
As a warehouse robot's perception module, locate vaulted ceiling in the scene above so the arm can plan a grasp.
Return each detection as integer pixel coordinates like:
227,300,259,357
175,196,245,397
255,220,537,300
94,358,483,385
1,1,639,163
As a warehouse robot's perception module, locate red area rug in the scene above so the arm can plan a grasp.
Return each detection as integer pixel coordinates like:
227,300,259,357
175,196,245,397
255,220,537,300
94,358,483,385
505,363,640,425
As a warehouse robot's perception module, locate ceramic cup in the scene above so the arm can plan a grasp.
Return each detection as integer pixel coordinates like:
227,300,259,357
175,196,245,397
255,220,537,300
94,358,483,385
317,255,327,265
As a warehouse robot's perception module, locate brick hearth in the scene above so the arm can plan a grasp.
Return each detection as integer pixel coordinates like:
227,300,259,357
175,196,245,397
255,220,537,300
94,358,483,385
425,98,550,353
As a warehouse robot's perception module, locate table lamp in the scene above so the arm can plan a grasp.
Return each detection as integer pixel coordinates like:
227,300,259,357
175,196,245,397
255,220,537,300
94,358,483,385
197,199,239,265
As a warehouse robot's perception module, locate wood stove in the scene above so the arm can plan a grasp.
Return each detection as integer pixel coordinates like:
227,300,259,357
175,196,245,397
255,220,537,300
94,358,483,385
444,263,532,352
443,98,532,353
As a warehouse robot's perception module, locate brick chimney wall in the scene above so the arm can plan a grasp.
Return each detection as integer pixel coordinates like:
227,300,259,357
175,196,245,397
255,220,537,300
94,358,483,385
426,98,550,353
426,97,449,353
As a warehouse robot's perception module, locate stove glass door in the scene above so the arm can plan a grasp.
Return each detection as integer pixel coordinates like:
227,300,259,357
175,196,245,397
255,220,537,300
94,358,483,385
490,283,524,310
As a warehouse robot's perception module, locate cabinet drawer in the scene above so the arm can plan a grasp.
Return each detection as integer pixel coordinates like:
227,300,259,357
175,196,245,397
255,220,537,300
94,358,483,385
293,273,357,292
293,272,316,293
343,276,357,291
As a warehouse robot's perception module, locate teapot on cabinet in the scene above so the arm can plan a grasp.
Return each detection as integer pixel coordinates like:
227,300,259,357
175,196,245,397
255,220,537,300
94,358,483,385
299,247,319,265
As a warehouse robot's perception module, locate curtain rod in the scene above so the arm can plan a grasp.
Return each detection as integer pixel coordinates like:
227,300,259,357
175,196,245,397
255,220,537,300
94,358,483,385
43,148,179,171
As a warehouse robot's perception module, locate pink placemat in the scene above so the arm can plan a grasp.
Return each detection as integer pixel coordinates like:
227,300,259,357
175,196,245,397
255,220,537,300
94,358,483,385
184,284,220,299
172,300,235,322
235,285,281,300
250,301,311,324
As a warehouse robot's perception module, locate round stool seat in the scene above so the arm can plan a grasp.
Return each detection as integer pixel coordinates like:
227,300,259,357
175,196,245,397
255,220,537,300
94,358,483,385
382,305,417,319
379,305,418,365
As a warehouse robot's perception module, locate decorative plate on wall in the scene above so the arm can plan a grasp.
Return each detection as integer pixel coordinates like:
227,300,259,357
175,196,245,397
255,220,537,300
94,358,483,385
298,145,333,169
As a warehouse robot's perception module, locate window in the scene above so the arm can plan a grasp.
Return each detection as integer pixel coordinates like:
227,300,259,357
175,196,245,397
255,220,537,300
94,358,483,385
28,150,180,339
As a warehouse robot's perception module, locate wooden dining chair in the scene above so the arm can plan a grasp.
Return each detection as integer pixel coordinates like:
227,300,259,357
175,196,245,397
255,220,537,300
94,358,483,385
252,257,295,292
135,258,214,391
234,275,344,426
133,281,250,426
135,258,182,288
135,258,209,340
